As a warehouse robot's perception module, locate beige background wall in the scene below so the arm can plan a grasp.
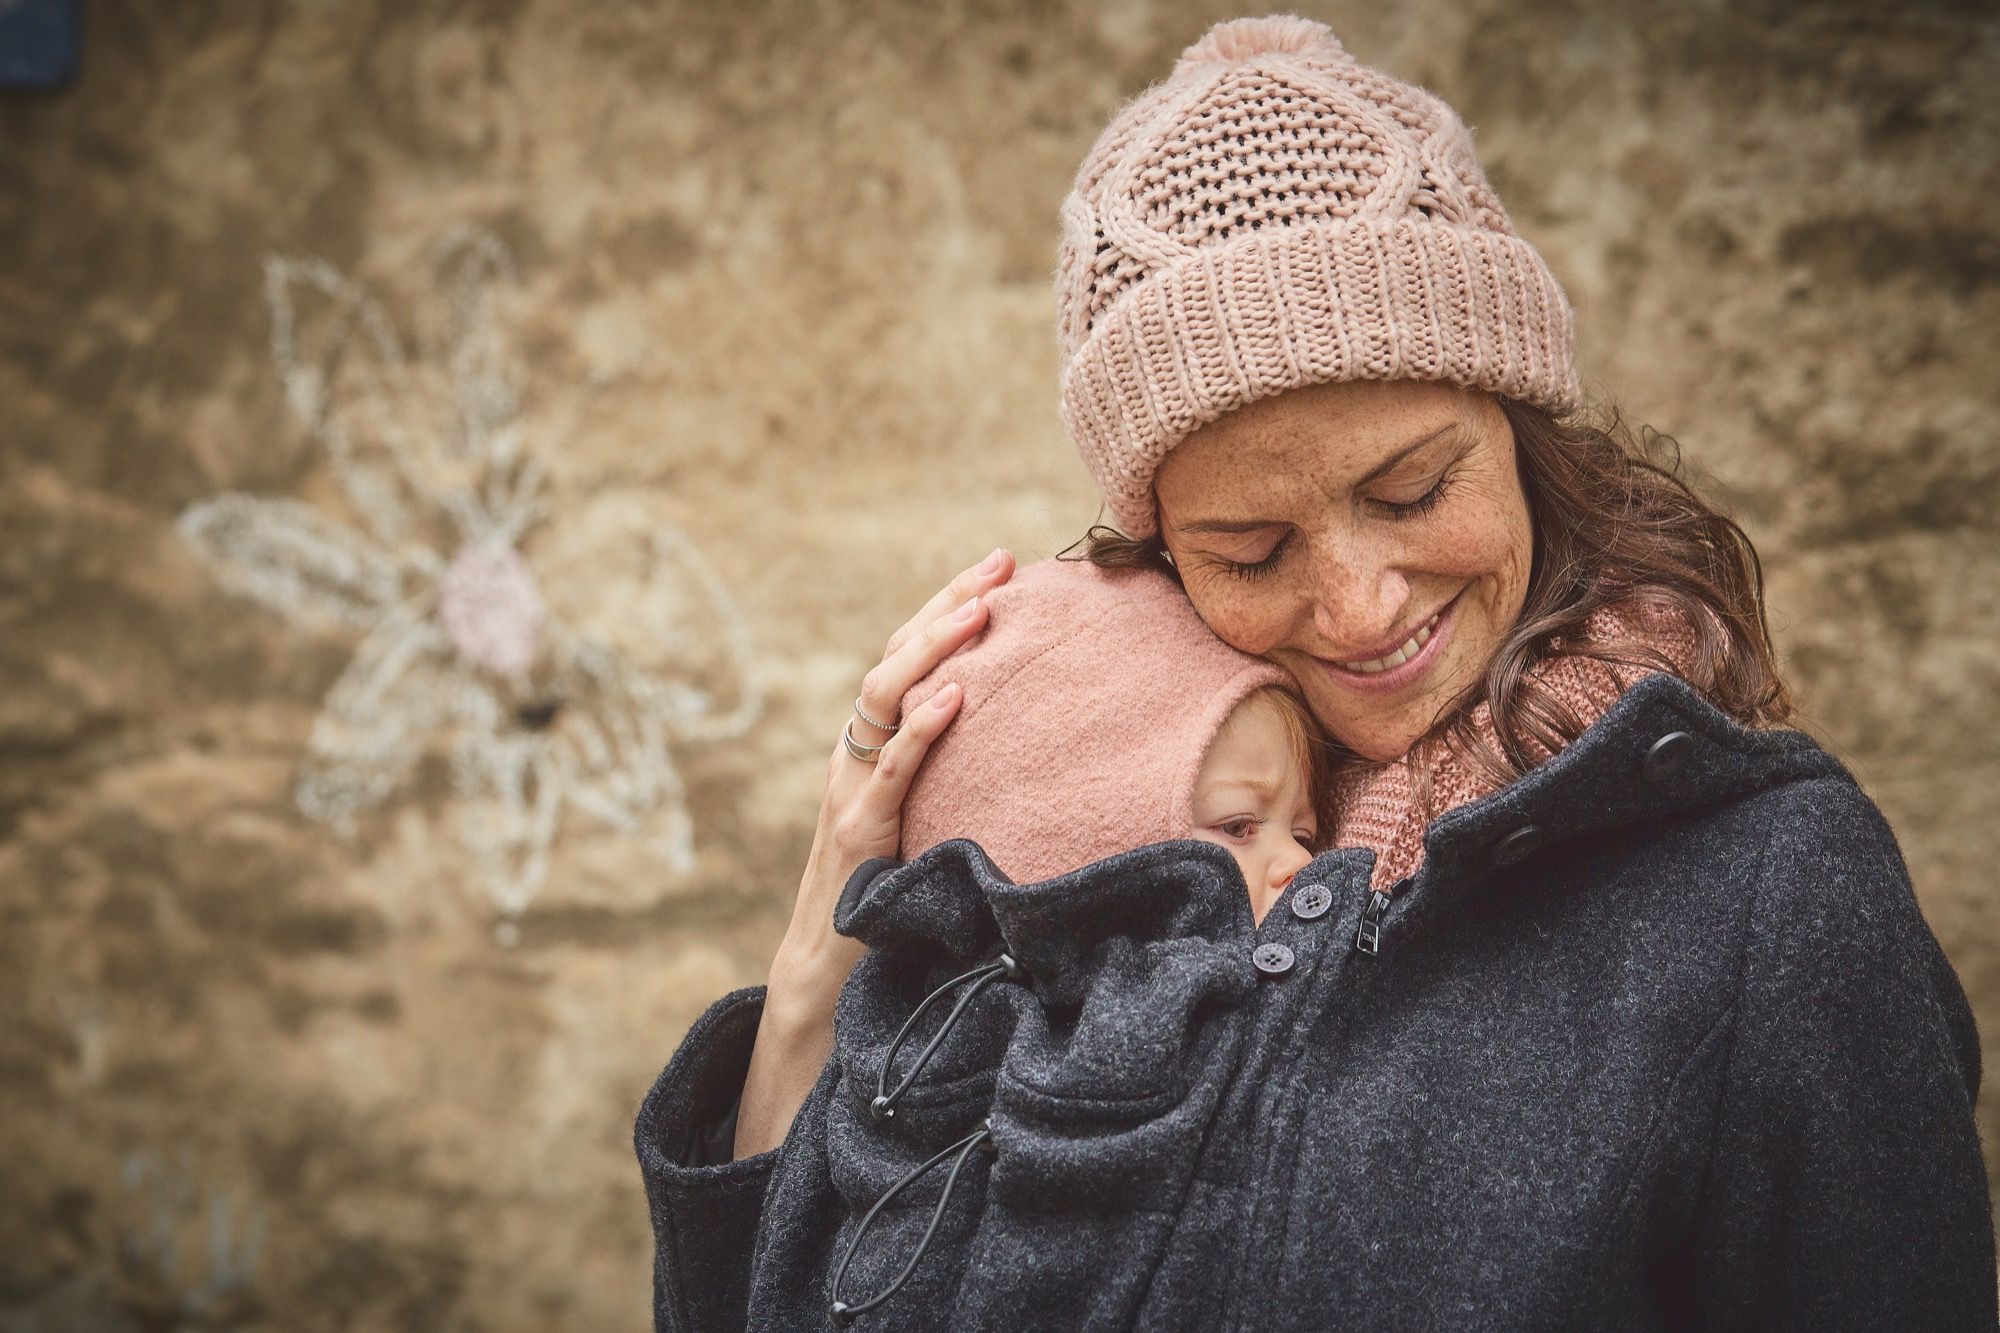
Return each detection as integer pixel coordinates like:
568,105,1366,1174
2,2,1995,1328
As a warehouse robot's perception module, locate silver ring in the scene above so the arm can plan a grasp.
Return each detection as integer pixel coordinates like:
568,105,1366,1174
842,718,886,763
852,695,900,734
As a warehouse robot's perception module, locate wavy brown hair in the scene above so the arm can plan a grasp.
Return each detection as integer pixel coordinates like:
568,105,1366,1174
1060,394,1796,812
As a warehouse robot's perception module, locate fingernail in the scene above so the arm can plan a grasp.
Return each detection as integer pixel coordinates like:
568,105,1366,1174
931,683,960,709
952,596,980,623
977,548,1005,574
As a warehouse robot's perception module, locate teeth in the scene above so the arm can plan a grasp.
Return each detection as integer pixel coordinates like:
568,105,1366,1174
1338,613,1439,673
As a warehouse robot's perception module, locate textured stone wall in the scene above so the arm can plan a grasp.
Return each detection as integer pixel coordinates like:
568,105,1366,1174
2,1,1994,1327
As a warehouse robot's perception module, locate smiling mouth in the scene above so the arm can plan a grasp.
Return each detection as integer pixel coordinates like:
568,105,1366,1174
1333,609,1444,673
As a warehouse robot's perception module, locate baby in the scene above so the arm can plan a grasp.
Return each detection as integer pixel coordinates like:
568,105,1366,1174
895,557,1330,924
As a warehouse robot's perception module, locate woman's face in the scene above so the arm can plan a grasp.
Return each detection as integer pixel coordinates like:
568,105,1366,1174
1153,379,1533,763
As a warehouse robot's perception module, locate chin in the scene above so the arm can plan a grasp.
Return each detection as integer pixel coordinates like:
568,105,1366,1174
1313,676,1464,763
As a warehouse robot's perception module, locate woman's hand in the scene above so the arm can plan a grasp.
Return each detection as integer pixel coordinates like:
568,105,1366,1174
733,547,1016,1159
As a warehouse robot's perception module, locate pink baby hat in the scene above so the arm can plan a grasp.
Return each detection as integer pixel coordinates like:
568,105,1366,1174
896,558,1293,884
1054,13,1583,537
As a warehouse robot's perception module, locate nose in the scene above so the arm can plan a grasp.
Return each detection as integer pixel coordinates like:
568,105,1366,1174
1270,839,1312,892
1305,535,1413,656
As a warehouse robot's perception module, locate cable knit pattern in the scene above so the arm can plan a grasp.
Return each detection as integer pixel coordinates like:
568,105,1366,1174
1332,600,1701,892
1054,14,1582,537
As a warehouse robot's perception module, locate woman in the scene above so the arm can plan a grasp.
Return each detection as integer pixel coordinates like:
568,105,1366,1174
635,16,1996,1330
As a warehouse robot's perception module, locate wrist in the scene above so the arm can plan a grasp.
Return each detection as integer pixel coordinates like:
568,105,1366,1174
767,932,861,1026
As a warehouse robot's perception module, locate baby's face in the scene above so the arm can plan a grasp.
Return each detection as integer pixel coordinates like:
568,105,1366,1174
1188,690,1317,926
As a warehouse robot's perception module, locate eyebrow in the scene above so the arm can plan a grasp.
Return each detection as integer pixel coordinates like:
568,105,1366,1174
1177,421,1464,536
1353,421,1464,485
1201,775,1285,799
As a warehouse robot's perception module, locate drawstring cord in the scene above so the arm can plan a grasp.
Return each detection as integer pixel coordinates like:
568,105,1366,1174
827,1118,997,1327
832,950,1022,1324
871,953,1021,1121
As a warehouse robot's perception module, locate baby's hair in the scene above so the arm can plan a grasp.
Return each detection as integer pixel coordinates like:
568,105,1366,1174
1245,684,1335,845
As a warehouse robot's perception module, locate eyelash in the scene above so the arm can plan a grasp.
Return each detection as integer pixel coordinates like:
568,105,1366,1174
1217,542,1287,582
1216,474,1455,580
1386,472,1455,520
1217,817,1316,843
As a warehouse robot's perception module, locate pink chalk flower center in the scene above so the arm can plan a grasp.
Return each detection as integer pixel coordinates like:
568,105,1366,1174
439,540,543,678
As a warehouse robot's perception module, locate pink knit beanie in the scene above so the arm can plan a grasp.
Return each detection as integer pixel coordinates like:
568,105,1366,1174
1055,13,1583,538
896,558,1293,884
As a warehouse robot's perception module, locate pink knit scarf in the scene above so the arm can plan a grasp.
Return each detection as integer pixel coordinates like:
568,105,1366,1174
1328,599,1702,893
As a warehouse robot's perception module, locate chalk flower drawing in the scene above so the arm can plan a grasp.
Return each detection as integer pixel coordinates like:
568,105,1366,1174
179,227,760,916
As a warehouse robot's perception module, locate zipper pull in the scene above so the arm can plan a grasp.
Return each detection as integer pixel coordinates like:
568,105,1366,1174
1354,877,1408,954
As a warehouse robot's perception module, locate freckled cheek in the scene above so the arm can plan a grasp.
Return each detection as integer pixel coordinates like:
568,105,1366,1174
1430,517,1531,640
1430,494,1527,586
1436,530,1511,583
1185,582,1294,657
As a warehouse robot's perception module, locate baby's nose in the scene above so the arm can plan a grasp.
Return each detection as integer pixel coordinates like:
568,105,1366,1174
1270,842,1312,890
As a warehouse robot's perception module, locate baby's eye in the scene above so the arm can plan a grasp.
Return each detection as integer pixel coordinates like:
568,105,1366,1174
1217,816,1261,841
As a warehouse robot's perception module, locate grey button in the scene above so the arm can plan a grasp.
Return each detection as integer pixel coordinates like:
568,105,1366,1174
1643,731,1694,784
1489,824,1545,867
1252,942,1295,976
1290,883,1334,921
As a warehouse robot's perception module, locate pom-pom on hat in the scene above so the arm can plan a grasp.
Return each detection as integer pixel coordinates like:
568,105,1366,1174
896,558,1293,885
1055,13,1583,538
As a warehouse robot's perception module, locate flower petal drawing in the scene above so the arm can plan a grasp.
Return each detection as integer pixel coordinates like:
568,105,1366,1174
544,632,693,859
295,602,462,827
179,495,403,630
639,523,762,745
427,225,523,470
265,257,443,552
532,499,763,745
449,714,567,919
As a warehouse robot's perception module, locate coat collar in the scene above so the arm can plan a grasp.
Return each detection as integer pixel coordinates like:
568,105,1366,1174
1310,671,1854,936
841,673,1854,963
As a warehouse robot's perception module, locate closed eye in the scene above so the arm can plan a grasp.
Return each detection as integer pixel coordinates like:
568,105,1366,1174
1218,533,1291,580
1376,472,1453,520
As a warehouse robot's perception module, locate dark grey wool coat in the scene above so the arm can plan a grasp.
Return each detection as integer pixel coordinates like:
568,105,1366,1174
634,672,1997,1331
